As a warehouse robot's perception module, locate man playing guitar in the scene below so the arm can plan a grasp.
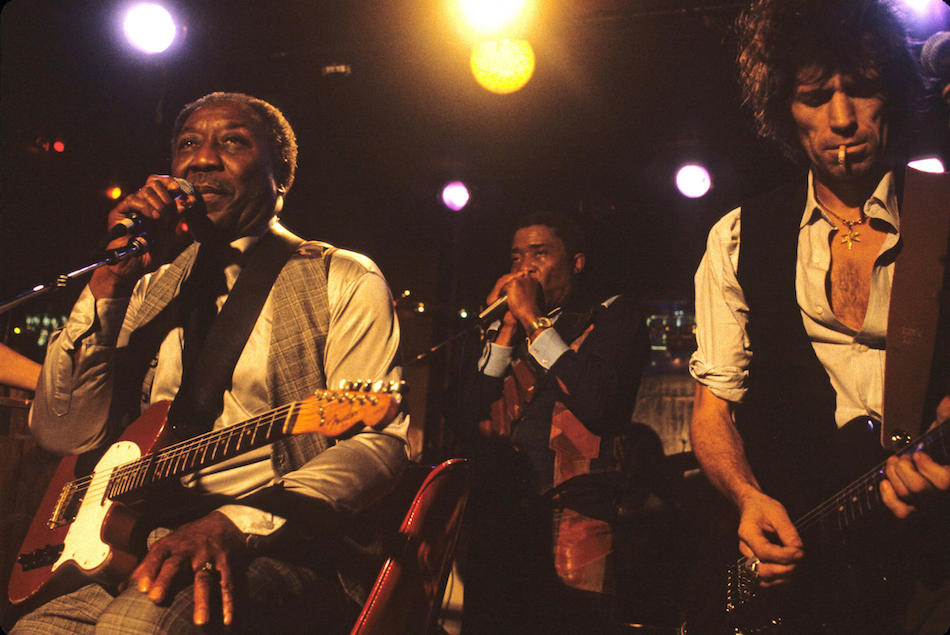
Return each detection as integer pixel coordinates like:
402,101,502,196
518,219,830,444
690,1,950,632
15,93,409,633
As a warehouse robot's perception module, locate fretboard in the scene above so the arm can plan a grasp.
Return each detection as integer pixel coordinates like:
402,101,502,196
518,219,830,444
103,401,302,500
796,420,949,538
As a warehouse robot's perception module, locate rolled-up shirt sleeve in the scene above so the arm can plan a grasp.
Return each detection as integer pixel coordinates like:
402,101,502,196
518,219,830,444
689,207,752,404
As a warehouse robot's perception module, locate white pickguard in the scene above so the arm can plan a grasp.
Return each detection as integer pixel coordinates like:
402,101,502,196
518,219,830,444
52,441,141,573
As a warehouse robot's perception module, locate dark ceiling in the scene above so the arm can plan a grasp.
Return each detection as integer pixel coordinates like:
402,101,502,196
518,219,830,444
2,0,949,332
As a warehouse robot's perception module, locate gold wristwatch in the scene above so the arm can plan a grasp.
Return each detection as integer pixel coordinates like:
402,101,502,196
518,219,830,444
528,316,552,339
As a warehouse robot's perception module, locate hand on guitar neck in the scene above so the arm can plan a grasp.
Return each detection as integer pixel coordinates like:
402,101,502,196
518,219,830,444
737,395,950,589
129,511,247,626
880,394,950,519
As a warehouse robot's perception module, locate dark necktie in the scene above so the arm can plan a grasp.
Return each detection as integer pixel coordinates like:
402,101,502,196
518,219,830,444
168,244,233,438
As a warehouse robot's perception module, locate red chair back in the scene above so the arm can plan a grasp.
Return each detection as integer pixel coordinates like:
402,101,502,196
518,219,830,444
351,458,471,635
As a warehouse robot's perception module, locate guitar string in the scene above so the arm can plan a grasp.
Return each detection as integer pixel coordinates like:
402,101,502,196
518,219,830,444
796,423,949,531
105,403,300,495
61,401,301,502
61,391,383,504
729,423,948,571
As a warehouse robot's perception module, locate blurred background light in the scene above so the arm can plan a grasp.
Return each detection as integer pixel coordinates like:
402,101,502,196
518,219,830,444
123,3,177,54
441,181,470,211
456,0,534,39
907,157,946,173
675,164,711,198
107,186,123,200
470,40,535,94
901,0,941,14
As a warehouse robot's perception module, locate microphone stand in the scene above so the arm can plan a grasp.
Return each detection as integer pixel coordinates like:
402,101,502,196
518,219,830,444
0,236,150,315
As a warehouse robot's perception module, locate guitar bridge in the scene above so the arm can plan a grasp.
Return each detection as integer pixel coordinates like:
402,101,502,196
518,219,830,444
725,562,759,613
48,481,85,529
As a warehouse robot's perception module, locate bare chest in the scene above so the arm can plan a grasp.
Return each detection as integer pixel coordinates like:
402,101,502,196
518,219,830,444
828,225,887,331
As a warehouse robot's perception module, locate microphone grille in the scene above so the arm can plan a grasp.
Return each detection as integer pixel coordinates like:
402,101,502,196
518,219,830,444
922,31,950,78
173,178,196,197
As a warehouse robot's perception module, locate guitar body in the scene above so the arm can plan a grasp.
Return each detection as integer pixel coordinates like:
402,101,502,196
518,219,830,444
9,401,172,610
8,383,402,612
685,416,946,633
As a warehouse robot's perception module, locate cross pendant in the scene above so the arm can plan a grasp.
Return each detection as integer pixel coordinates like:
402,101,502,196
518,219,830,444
840,229,861,250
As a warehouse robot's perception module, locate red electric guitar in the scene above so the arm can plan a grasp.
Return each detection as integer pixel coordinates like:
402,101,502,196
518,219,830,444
8,382,402,610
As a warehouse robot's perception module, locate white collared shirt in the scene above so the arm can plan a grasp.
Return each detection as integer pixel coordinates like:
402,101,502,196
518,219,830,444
690,171,901,427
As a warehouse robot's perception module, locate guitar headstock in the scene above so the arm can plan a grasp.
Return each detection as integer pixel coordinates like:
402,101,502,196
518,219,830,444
291,380,405,438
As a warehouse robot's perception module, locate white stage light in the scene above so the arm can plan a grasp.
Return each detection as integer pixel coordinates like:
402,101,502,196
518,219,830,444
675,164,711,198
908,157,945,173
123,3,177,54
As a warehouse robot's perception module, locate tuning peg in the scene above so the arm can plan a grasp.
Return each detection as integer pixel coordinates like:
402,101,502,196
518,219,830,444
388,380,407,394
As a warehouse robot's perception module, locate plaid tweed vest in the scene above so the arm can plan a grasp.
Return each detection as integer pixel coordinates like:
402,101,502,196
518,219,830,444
116,230,333,475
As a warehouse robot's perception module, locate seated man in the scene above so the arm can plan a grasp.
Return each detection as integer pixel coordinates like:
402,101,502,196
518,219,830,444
15,92,409,633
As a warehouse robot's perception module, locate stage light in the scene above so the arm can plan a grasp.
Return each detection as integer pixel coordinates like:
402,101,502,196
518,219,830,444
675,164,712,198
456,0,535,38
901,0,938,13
123,3,177,54
107,186,123,200
52,140,65,153
470,40,535,94
442,181,470,211
908,157,945,173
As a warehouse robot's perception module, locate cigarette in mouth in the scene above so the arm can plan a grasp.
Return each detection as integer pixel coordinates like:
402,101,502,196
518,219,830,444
838,144,847,166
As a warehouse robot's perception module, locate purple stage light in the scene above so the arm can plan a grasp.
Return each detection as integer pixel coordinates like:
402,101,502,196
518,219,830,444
442,181,470,211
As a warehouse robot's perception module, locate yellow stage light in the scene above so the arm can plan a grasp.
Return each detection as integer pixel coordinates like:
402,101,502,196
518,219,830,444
470,40,535,94
457,0,534,37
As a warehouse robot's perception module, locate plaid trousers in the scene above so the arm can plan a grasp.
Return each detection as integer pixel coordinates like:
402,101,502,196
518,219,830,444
11,556,358,634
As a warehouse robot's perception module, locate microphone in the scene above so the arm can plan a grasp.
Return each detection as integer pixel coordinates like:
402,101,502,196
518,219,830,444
105,178,197,241
477,295,508,324
922,31,950,80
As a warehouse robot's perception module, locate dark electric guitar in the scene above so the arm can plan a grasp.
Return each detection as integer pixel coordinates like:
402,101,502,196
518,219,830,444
685,416,950,633
8,382,402,610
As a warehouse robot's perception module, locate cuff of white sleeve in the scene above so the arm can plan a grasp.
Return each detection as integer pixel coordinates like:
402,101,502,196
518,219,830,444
480,342,513,378
62,287,129,349
528,328,567,370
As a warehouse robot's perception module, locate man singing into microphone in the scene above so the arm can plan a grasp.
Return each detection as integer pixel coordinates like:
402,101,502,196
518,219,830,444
17,92,409,632
461,212,649,633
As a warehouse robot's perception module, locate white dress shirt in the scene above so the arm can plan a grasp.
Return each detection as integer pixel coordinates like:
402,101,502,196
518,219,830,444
690,171,901,427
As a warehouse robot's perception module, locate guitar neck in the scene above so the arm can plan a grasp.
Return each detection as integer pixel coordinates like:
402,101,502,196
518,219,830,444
104,402,301,500
796,419,949,538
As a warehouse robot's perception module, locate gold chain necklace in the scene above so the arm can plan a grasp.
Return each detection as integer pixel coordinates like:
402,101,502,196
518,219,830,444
823,207,867,250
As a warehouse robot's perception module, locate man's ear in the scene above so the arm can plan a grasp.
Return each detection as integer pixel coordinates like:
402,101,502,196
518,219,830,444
572,253,586,275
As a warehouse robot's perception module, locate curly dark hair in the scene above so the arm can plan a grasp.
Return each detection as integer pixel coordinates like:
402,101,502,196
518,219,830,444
172,92,298,193
736,0,922,164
